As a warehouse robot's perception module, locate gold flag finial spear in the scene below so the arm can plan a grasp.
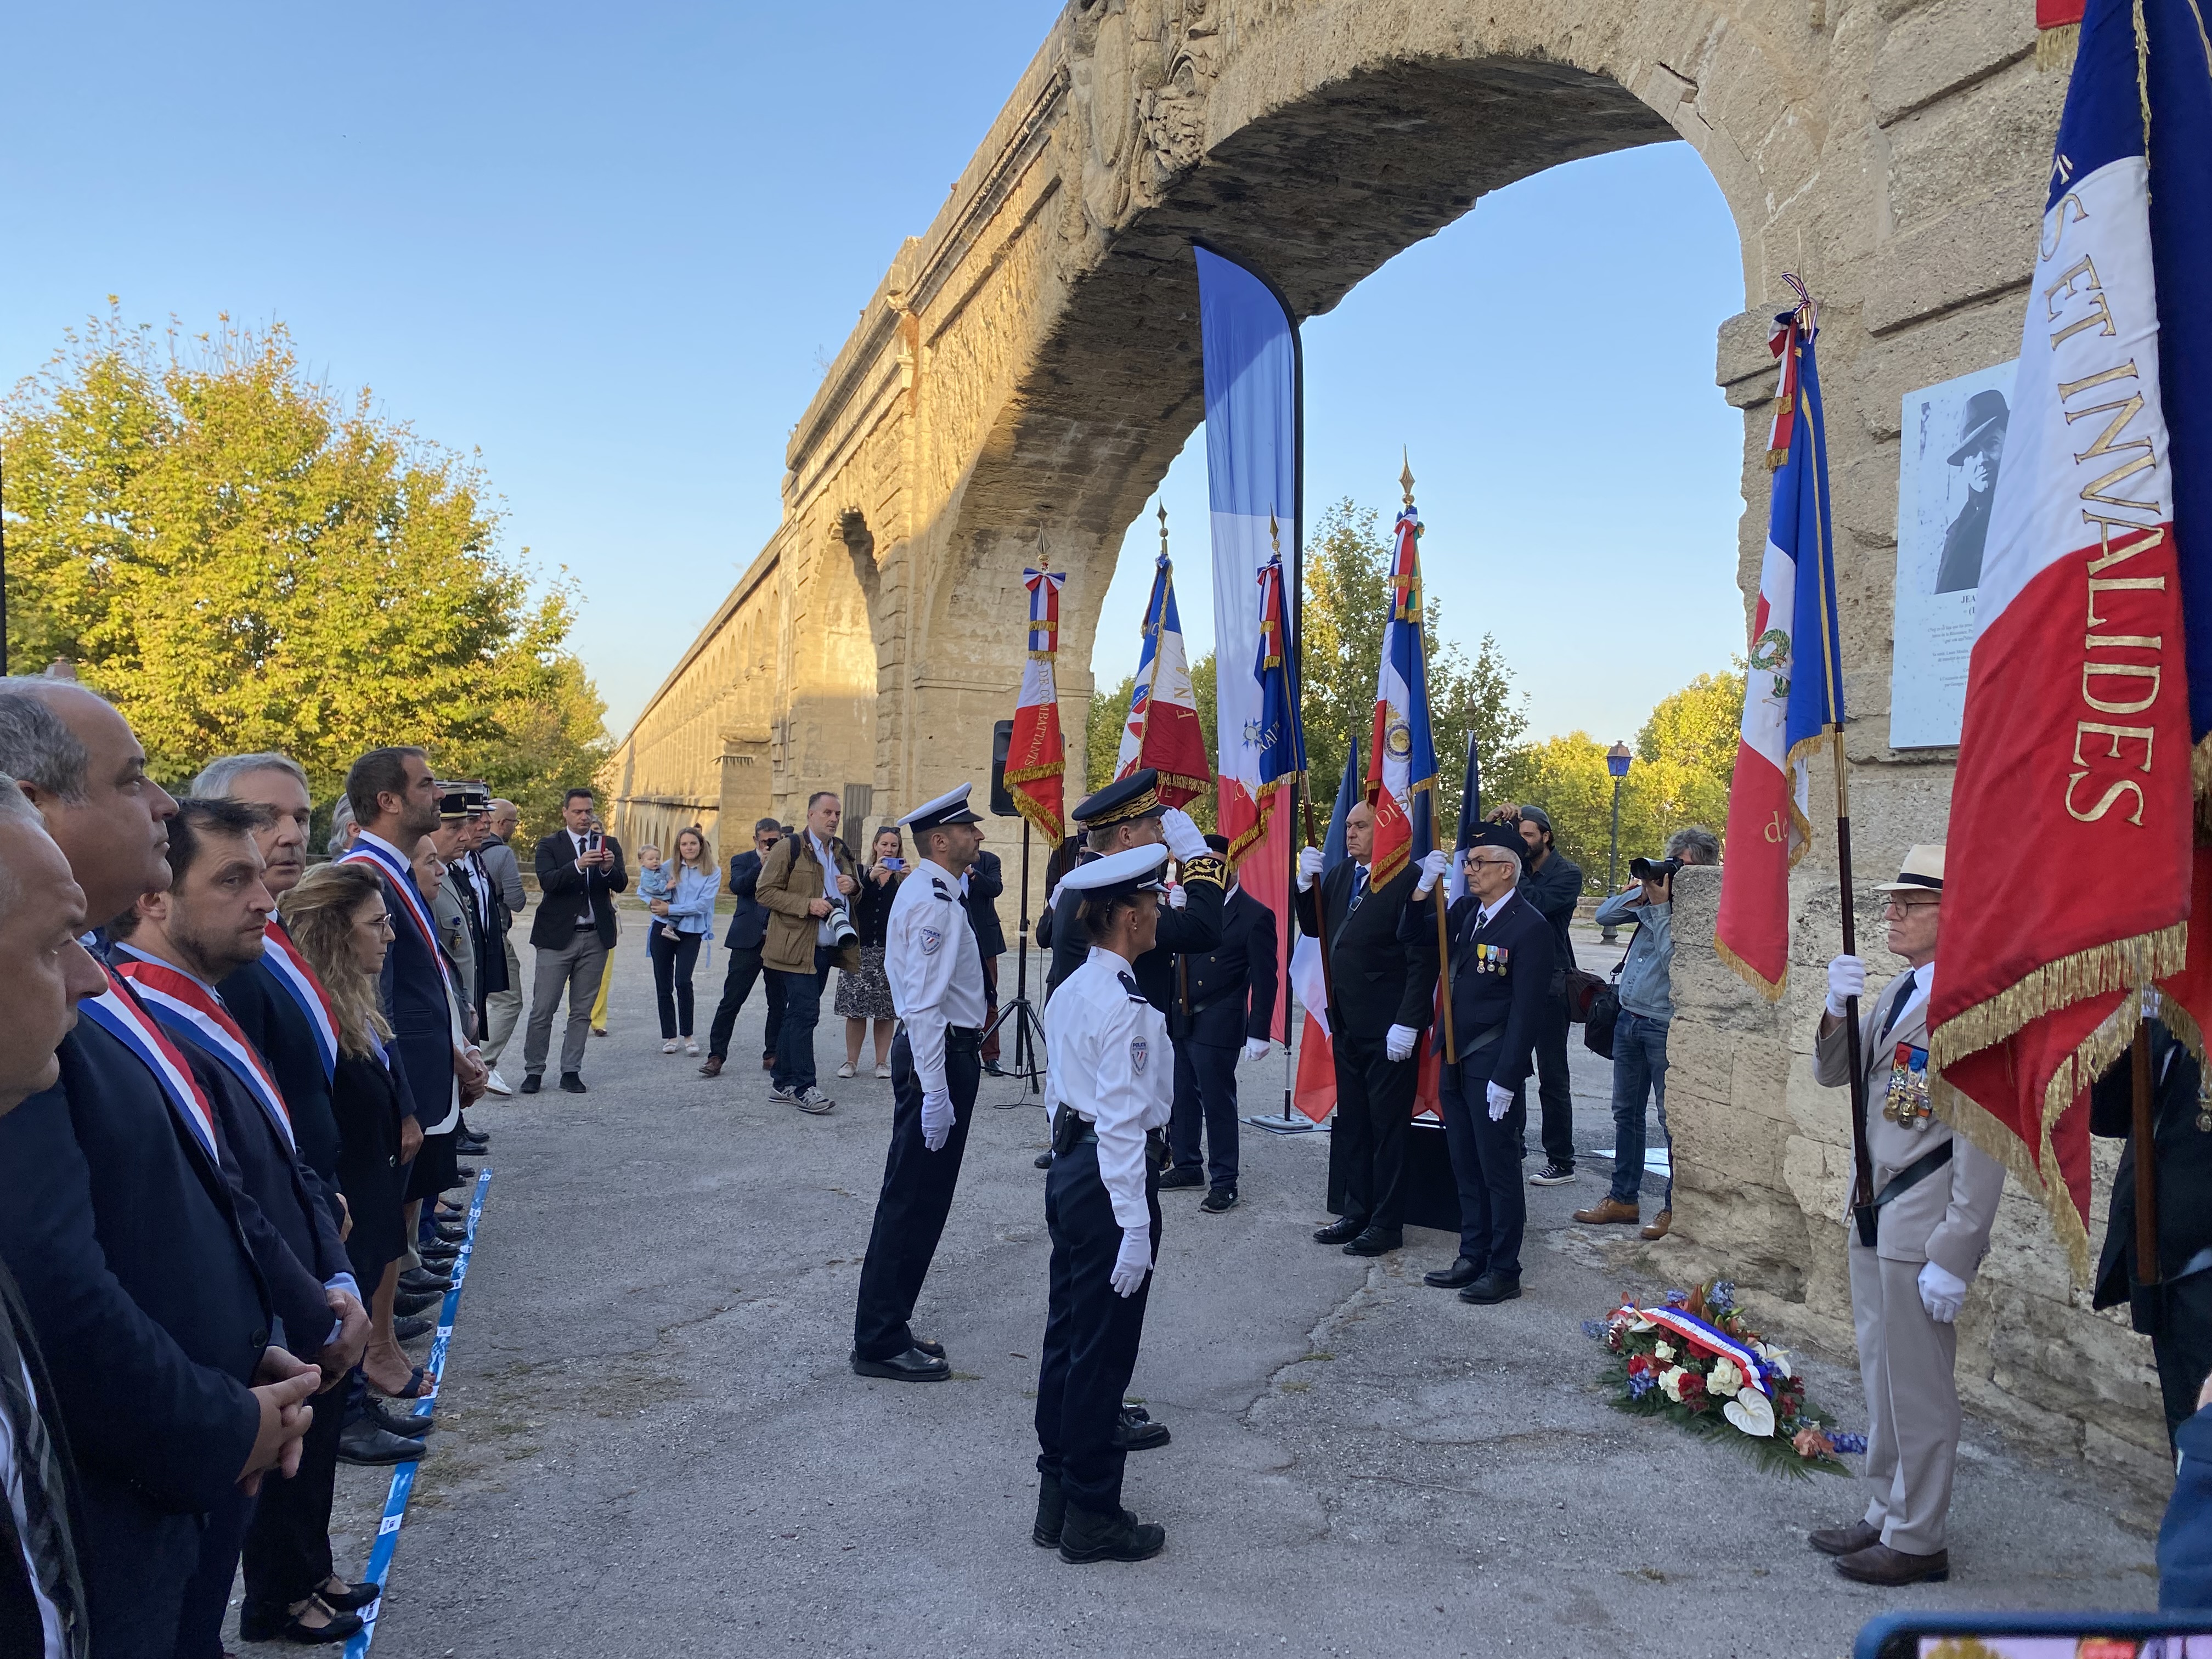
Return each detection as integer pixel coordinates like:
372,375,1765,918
1158,500,1169,560
1400,449,1416,507
1268,506,1280,556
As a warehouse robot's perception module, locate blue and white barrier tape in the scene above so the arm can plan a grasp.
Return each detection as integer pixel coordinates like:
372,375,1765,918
343,1165,492,1657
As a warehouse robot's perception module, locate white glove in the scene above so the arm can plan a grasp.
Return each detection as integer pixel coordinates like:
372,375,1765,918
1243,1036,1271,1064
1166,882,1187,910
1385,1023,1418,1063
1917,1260,1967,1323
1160,807,1209,863
1412,848,1451,898
1110,1227,1152,1297
1485,1080,1514,1121
921,1088,955,1151
1825,954,1866,1018
1297,845,1326,892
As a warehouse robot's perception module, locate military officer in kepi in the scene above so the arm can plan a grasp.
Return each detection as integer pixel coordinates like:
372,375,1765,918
1812,844,2003,1587
849,785,990,1383
1032,844,1177,1565
1400,824,1554,1305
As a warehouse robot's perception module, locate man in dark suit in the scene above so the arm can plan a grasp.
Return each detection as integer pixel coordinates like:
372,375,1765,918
966,829,1008,1075
0,681,320,1658
1037,770,1226,1009
107,797,369,1655
1161,833,1277,1212
1493,803,1582,1186
0,783,104,1659
1401,826,1555,1304
524,786,629,1093
1295,800,1440,1257
701,817,786,1079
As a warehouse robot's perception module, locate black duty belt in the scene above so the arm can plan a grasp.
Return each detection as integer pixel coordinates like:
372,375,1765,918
899,1022,982,1041
1871,1141,1953,1212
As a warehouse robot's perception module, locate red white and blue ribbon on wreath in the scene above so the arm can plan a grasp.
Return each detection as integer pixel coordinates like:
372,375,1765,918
262,918,341,1083
1633,1305,1775,1397
77,966,221,1162
340,834,457,1002
113,952,297,1153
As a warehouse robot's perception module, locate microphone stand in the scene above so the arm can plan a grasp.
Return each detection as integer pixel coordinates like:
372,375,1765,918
985,819,1048,1104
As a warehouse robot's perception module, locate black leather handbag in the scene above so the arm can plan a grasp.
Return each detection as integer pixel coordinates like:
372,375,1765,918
1582,925,1638,1060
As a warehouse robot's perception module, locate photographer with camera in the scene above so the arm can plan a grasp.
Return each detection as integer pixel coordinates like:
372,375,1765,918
757,791,861,1114
1574,854,1679,1240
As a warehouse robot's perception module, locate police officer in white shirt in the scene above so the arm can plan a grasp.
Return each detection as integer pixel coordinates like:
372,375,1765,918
849,786,990,1383
1031,844,1175,1566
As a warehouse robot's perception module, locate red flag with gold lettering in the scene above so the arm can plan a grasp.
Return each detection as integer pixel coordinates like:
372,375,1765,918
1003,567,1068,842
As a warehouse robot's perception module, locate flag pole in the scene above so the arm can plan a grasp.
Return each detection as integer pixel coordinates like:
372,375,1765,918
1831,725,1876,1246
1279,506,1329,1119
1403,454,1457,1064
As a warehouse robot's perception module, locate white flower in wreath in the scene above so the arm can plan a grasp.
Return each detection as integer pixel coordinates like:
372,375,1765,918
1629,1314,1656,1332
1754,1341,1793,1380
1706,1356,1745,1398
1652,1341,1674,1362
1724,1387,1776,1438
1658,1365,1689,1403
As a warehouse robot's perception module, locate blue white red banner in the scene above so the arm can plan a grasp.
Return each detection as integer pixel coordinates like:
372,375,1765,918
262,918,341,1084
1114,546,1210,805
341,833,459,1003
1363,503,1437,890
1004,567,1067,841
114,950,297,1152
78,967,221,1161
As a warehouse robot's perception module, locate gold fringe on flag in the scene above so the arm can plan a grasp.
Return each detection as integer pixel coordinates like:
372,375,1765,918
2037,20,2080,70
1926,921,2186,1069
1714,931,1788,1003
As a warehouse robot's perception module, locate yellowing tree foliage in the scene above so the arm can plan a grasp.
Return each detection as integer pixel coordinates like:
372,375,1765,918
2,309,608,831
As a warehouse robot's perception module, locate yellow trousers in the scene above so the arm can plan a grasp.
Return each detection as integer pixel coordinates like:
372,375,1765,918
590,944,614,1031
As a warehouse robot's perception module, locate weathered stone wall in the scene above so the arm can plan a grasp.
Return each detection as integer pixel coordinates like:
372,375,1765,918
607,0,2166,1472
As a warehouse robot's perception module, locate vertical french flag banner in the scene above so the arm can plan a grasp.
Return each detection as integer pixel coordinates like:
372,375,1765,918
1290,731,1359,1122
1714,283,1846,1001
1929,0,2208,1274
1251,552,1307,1040
1004,567,1068,843
1113,543,1211,806
1364,501,1438,890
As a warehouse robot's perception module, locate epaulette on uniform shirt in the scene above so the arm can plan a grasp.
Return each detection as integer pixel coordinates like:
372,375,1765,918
1118,970,1148,1003
930,878,953,901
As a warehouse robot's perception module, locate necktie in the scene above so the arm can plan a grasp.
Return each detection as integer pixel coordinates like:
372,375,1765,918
0,1299,87,1657
1876,969,1918,1045
1350,867,1369,912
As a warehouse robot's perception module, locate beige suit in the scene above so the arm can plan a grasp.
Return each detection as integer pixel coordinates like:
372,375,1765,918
1814,963,2003,1553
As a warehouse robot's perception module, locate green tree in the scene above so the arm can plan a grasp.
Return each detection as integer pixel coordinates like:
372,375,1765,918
1,306,607,831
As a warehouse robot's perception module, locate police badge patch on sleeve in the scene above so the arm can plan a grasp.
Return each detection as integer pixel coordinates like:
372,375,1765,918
1130,1036,1148,1073
920,927,943,955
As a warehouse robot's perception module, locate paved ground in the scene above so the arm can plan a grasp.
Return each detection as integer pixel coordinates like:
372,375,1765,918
258,924,2159,1658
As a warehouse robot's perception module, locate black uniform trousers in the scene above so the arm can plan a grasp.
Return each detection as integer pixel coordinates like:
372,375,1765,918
1439,1047,1529,1278
706,945,786,1064
1331,1028,1418,1232
851,1026,982,1362
2153,1274,2212,1443
1169,1039,1239,1192
177,1480,255,1658
1035,1140,1161,1515
1531,992,1575,1169
240,1368,347,1615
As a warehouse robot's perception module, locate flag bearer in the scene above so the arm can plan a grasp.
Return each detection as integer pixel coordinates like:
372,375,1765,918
1031,844,1175,1565
1812,845,2002,1587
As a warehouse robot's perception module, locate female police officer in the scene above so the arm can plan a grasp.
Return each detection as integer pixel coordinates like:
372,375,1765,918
1031,843,1175,1564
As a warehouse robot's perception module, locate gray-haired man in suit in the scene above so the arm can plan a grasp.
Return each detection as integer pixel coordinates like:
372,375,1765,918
1810,843,2002,1588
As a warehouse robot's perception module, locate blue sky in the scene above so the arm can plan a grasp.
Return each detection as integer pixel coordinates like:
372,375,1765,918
2,3,1749,751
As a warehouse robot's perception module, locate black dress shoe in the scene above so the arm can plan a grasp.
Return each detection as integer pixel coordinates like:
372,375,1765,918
851,1346,950,1381
1343,1227,1403,1257
912,1337,945,1359
337,1421,426,1466
455,1136,489,1156
238,1598,365,1645
392,1314,433,1342
1313,1216,1365,1245
558,1072,588,1094
1112,1407,1171,1451
433,1221,469,1242
1458,1271,1522,1304
1200,1187,1238,1214
313,1579,383,1613
519,1074,541,1094
1424,1257,1482,1289
393,1289,441,1317
1033,1473,1066,1547
1157,1166,1204,1190
984,1059,1008,1077
1034,1149,1054,1170
363,1397,434,1440
1058,1503,1165,1564
397,1267,451,1295
447,1165,477,1184
416,1246,460,1268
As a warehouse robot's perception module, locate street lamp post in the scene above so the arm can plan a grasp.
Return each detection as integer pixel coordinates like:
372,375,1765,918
1603,742,1633,943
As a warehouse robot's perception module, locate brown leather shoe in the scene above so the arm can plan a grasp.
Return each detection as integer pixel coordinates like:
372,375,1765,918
697,1056,724,1078
1641,1208,1673,1240
1808,1520,1880,1556
1571,1197,1640,1226
761,1051,776,1071
1835,1542,1949,1585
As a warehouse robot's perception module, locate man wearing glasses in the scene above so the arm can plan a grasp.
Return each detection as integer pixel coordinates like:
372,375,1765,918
1810,844,2002,1589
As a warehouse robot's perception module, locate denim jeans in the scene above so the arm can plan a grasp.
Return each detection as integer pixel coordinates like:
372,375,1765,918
769,946,835,1093
1607,1009,1671,1207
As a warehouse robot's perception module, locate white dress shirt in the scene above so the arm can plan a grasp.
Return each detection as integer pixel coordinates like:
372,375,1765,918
884,861,988,1095
1045,947,1175,1231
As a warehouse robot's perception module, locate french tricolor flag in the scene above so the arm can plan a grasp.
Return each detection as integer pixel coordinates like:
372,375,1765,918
1929,0,2208,1272
1715,282,1845,1001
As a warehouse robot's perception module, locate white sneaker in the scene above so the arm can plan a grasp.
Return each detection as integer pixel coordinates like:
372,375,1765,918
874,1063,892,1080
483,1070,513,1097
662,1039,681,1054
768,1084,796,1103
836,1060,858,1079
793,1087,836,1114
685,1040,699,1056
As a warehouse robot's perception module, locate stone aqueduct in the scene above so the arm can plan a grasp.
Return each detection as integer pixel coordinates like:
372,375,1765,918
605,1,2165,1479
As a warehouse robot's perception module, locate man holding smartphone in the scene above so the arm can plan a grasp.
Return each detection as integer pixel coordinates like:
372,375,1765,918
523,787,628,1094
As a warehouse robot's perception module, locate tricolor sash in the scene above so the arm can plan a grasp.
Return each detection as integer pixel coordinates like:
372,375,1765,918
261,918,340,1084
1634,1306,1774,1398
340,834,458,1001
76,966,221,1161
113,953,297,1152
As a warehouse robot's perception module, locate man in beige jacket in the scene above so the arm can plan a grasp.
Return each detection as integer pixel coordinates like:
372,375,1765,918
757,790,862,1113
1811,843,2003,1587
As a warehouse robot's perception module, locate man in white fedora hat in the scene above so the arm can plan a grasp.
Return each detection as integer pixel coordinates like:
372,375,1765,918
1811,842,2003,1587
